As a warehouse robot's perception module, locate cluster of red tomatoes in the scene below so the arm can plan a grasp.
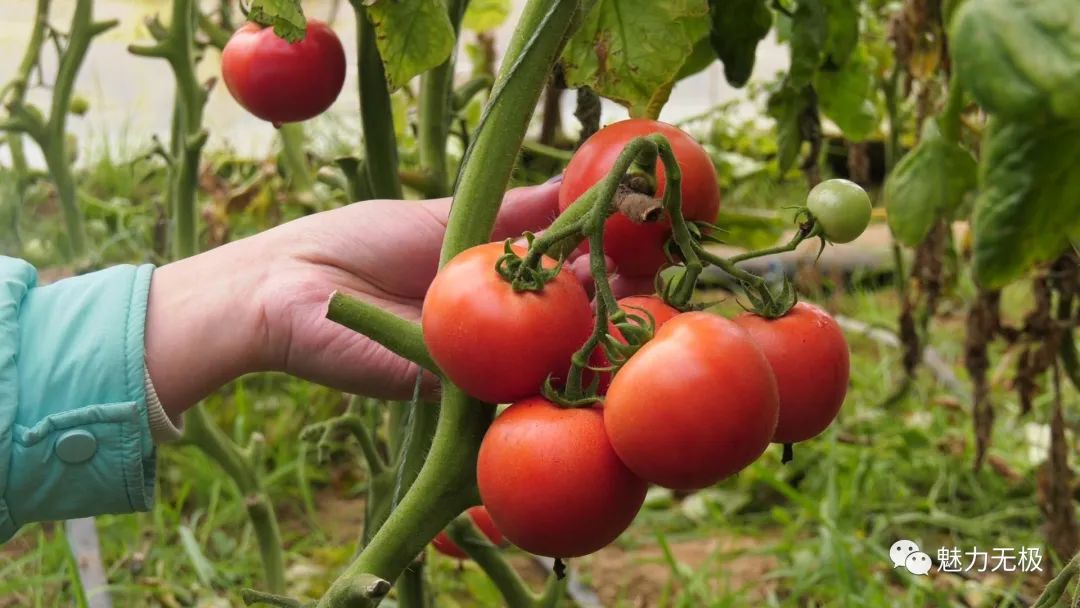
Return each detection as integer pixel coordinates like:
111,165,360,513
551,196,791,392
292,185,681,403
423,120,854,560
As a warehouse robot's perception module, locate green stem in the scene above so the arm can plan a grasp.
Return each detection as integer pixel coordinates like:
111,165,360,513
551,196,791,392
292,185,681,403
452,76,493,111
883,65,902,173
939,70,964,144
6,0,115,260
353,3,402,200
317,2,581,606
184,406,286,593
278,123,315,192
521,139,573,162
445,515,549,608
1032,549,1080,608
726,222,820,264
561,137,660,399
326,292,440,374
418,0,467,198
649,136,699,308
442,0,581,262
1061,329,1080,393
317,387,489,608
520,184,601,268
129,0,209,259
394,563,428,608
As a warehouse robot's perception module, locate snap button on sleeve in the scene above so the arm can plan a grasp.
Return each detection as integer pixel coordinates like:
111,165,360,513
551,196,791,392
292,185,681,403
55,430,98,464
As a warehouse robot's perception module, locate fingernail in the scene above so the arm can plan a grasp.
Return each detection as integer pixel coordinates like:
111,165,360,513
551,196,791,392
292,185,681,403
543,173,564,185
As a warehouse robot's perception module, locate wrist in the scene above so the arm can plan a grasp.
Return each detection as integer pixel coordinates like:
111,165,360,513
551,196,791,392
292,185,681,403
144,237,274,419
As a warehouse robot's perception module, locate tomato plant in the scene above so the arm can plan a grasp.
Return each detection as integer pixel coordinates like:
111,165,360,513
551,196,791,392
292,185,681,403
805,178,872,244
558,119,721,277
421,242,593,404
476,397,648,558
431,506,506,559
604,312,779,490
735,302,850,445
221,20,346,125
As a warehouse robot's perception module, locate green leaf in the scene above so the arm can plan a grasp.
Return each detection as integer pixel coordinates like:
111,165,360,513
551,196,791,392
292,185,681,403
822,0,858,66
247,0,307,43
951,0,1080,121
366,0,456,90
972,118,1080,287
707,0,772,88
463,0,510,31
815,44,879,141
885,120,977,246
787,0,828,88
766,82,813,173
561,0,710,118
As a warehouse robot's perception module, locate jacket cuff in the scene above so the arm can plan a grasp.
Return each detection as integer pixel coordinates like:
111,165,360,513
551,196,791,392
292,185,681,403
1,264,157,541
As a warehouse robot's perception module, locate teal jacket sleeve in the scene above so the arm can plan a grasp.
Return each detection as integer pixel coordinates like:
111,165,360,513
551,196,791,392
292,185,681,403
0,256,157,542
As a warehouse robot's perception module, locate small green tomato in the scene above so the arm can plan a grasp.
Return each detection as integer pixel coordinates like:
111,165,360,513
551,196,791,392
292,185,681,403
806,178,871,244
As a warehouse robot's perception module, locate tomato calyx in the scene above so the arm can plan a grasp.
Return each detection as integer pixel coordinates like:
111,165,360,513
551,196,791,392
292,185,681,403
739,277,798,319
495,237,566,292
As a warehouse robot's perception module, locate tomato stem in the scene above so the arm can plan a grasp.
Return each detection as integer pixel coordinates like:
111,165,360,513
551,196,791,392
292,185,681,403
326,291,441,374
727,216,822,264
650,135,701,310
353,3,403,200
444,515,565,607
939,70,965,144
417,0,468,198
563,137,658,401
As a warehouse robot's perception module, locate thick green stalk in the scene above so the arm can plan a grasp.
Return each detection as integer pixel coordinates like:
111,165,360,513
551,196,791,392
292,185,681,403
394,564,428,608
442,0,581,262
353,3,402,200
129,0,208,259
1,0,115,260
326,293,439,373
939,70,964,144
317,387,490,607
4,0,48,252
317,3,580,606
278,123,315,192
48,0,116,259
418,0,468,198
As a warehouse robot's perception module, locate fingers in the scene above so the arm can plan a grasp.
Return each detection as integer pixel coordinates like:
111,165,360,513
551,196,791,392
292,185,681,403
490,180,563,242
568,255,656,300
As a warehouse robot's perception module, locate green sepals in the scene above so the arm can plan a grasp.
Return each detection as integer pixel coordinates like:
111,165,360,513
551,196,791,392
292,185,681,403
740,277,798,319
494,236,565,292
246,0,307,43
541,375,602,408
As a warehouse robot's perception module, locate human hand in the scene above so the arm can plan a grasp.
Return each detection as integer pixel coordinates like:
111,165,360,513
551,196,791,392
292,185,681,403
145,182,653,418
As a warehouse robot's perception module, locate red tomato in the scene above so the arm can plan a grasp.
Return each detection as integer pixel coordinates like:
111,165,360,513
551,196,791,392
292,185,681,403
477,397,647,558
431,506,506,559
604,312,779,490
590,295,680,393
559,119,720,277
734,302,850,444
221,20,346,125
422,243,593,404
